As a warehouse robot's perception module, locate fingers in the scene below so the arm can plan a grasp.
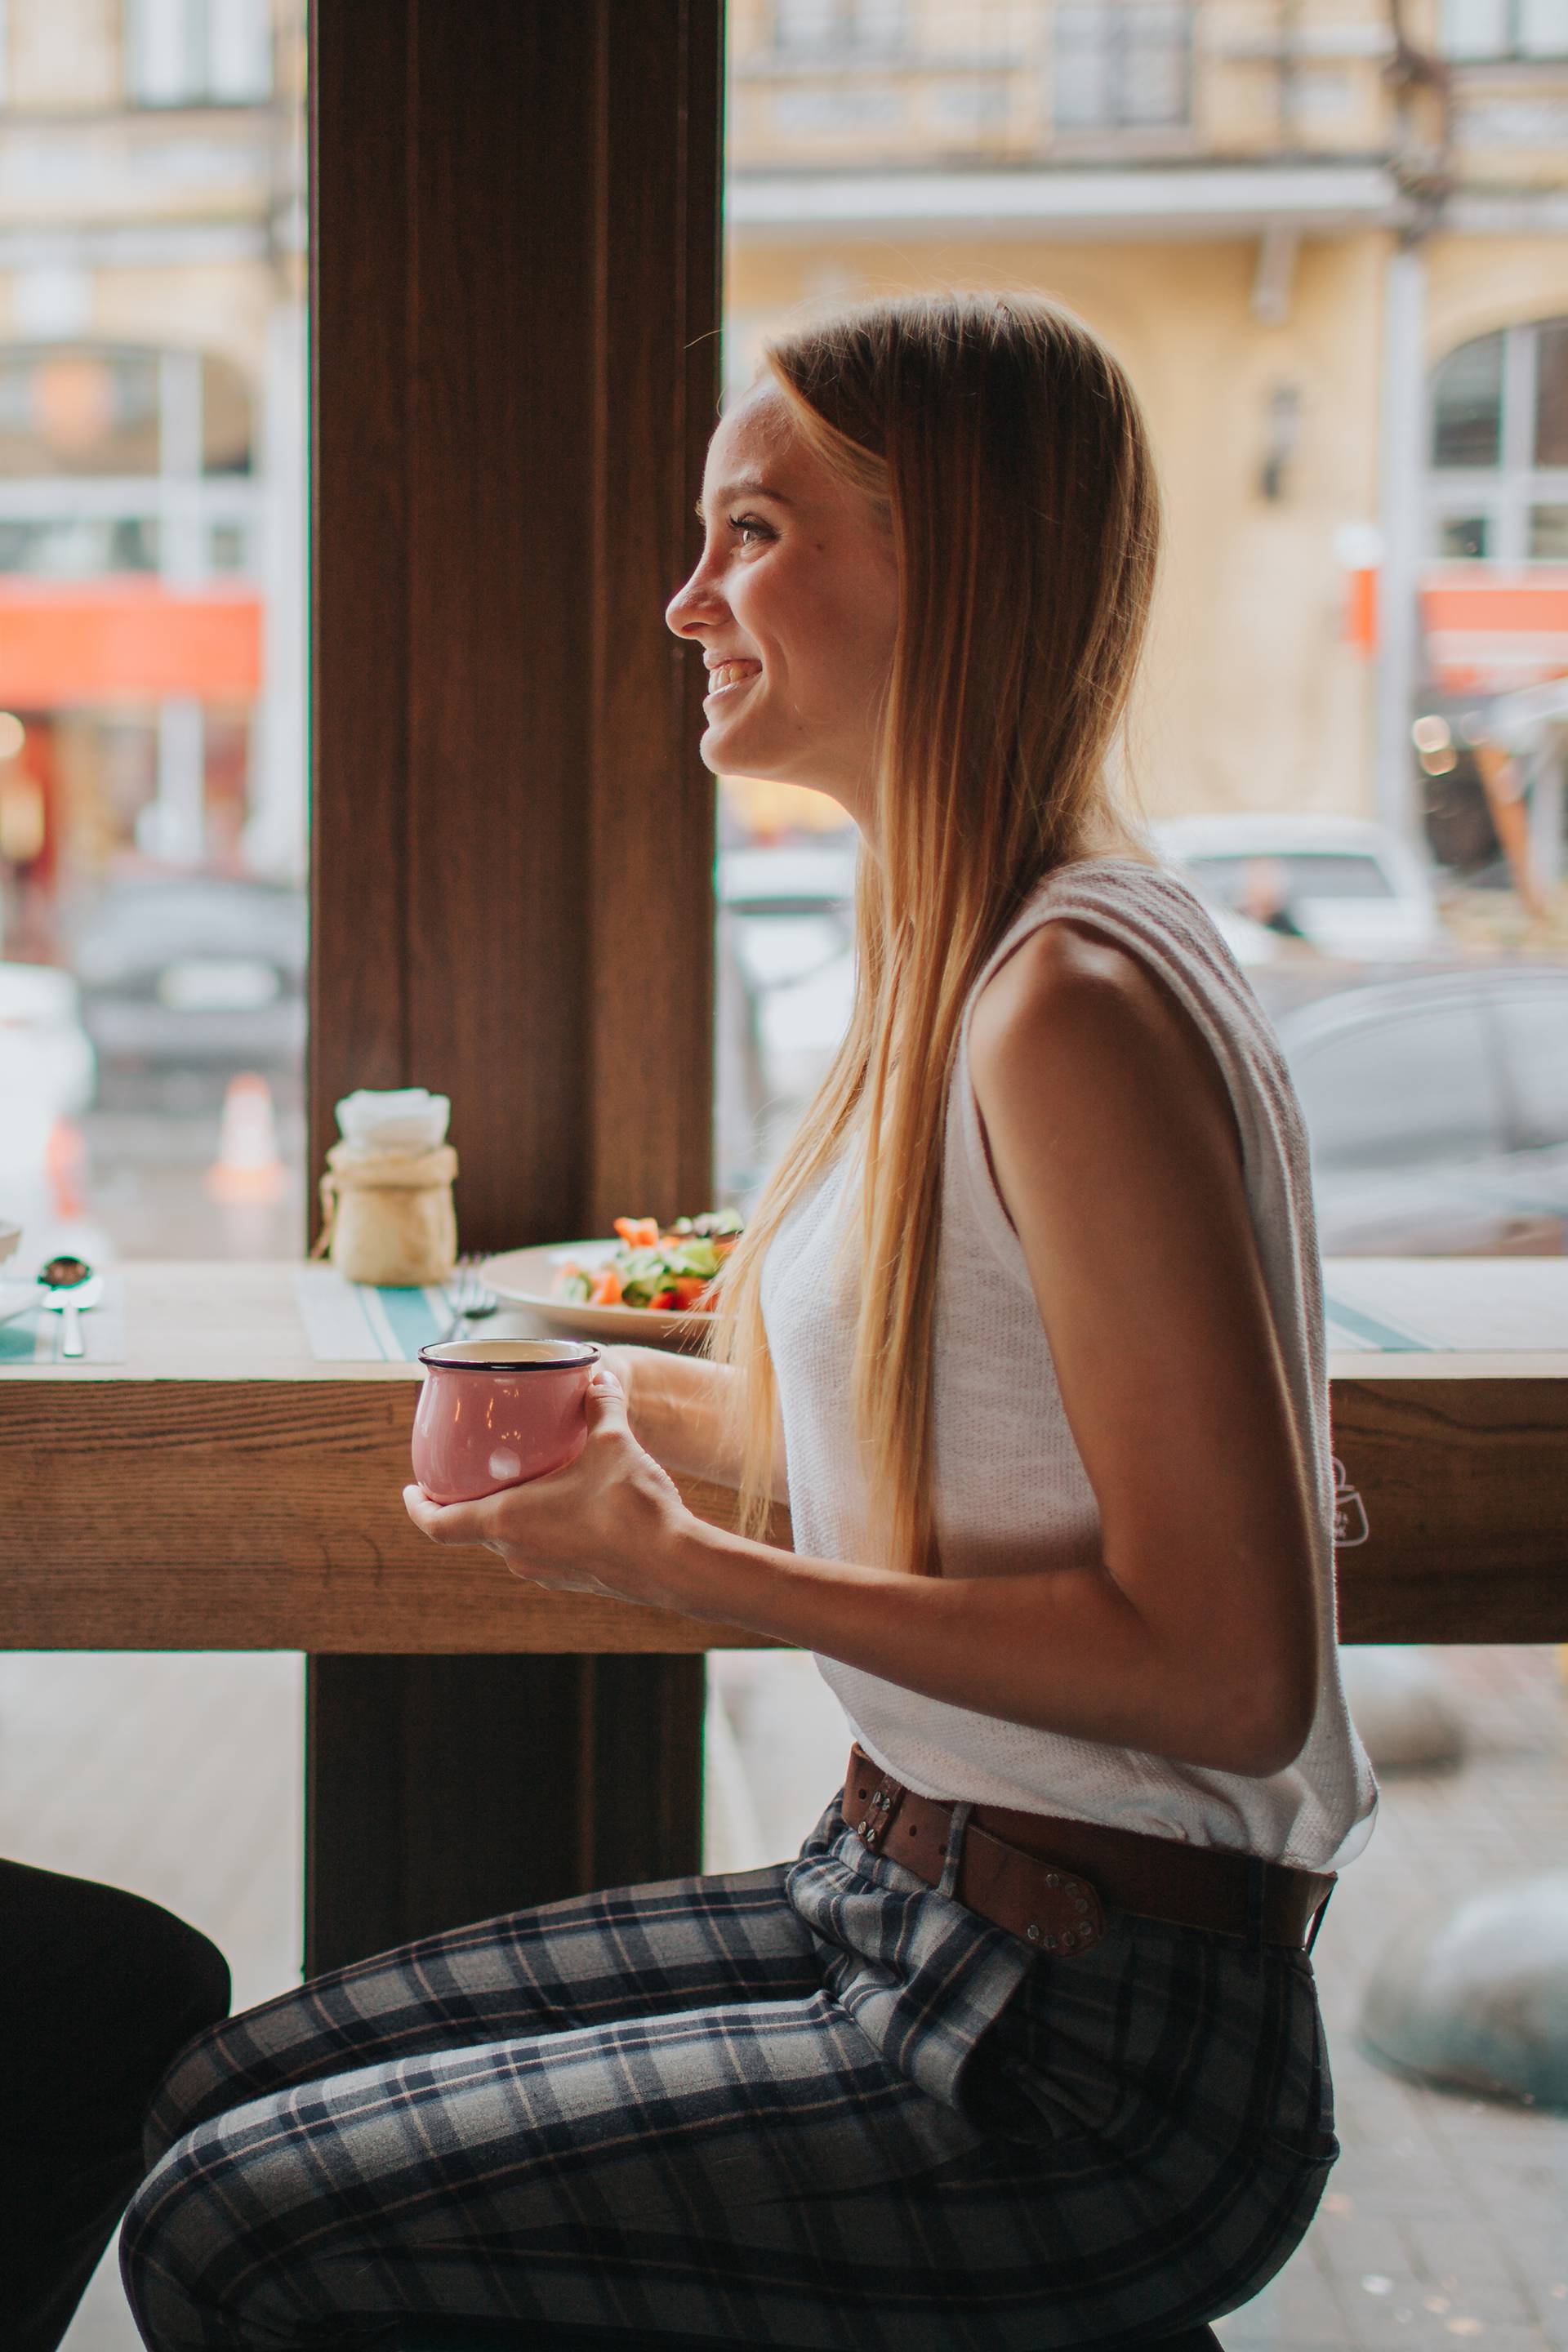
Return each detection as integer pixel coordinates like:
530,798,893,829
403,1485,504,1546
582,1365,630,1438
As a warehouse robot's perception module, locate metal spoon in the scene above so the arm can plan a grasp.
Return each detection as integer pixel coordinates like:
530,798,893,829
38,1254,102,1361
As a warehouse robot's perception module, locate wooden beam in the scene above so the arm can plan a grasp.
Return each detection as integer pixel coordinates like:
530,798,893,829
307,0,724,1962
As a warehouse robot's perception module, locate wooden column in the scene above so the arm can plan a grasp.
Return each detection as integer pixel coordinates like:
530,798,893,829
307,0,723,1971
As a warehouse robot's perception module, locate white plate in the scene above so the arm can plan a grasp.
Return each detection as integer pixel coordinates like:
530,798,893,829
482,1242,712,1349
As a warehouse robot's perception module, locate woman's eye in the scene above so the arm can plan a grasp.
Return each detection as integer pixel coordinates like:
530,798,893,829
728,513,773,547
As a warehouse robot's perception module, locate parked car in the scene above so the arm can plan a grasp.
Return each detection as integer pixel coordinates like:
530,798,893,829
717,840,858,1080
0,961,96,1178
69,879,306,1083
1258,961,1568,1254
1154,815,1443,962
0,961,97,1249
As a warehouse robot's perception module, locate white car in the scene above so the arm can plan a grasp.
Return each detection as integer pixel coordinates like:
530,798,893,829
1152,815,1443,963
0,960,96,1179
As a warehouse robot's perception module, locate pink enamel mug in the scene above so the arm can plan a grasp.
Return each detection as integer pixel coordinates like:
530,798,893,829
412,1337,601,1504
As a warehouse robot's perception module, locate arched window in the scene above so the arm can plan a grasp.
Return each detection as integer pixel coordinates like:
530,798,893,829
1428,316,1568,563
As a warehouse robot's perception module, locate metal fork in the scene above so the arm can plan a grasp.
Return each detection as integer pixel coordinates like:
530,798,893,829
438,1253,501,1343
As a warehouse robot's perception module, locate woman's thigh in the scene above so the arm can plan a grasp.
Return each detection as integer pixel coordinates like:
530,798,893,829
123,1984,1000,2352
148,1863,821,2162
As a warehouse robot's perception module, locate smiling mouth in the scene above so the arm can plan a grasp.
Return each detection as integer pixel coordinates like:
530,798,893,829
705,660,761,702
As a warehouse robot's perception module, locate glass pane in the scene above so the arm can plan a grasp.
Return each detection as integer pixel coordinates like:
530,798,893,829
1120,5,1190,126
1439,0,1509,53
1533,317,1568,465
1529,502,1568,558
1435,511,1490,558
1519,0,1568,55
1294,1004,1502,1171
1431,332,1504,468
0,349,159,478
1499,985,1568,1143
1054,4,1112,127
775,0,841,53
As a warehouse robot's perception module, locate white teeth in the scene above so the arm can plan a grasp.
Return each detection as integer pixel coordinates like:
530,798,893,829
709,661,757,693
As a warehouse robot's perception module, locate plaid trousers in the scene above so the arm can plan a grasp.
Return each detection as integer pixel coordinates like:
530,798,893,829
121,1802,1336,2352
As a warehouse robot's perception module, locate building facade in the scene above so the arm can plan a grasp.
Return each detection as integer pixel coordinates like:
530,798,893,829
726,0,1568,868
0,0,305,962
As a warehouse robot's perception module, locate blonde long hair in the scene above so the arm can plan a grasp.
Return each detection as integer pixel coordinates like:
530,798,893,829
709,293,1161,1575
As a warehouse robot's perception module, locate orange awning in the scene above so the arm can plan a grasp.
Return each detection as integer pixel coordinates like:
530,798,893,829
1421,565,1568,694
0,581,263,703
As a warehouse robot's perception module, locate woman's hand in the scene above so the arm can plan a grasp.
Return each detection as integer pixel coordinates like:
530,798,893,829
403,1365,694,1605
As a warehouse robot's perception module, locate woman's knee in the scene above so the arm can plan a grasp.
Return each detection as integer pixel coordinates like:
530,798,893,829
122,2110,323,2352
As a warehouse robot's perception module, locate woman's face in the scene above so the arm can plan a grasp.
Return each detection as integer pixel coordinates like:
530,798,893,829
666,379,898,826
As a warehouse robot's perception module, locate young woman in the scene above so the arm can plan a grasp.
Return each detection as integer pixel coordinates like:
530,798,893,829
122,296,1374,2351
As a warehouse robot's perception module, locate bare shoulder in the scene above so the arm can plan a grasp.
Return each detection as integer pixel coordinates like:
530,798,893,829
972,918,1200,1084
969,917,1240,1165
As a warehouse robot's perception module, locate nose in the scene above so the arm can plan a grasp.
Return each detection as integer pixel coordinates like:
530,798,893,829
666,552,726,642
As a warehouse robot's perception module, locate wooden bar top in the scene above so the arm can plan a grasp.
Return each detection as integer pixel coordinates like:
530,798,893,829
2,1261,1565,1650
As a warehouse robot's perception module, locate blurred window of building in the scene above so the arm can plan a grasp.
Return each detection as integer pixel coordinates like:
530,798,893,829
1536,317,1568,466
1054,2,1192,131
773,0,906,57
1439,0,1568,60
1432,332,1503,470
1428,317,1568,564
127,0,273,108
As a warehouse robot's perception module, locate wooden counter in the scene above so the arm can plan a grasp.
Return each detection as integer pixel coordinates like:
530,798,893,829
2,1260,1566,1650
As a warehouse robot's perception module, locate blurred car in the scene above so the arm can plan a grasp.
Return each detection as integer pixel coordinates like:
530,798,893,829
1259,961,1568,1254
1155,815,1442,962
69,879,306,1078
717,840,858,1076
0,961,96,1177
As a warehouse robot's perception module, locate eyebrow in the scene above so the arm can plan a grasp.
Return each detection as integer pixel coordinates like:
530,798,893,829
696,476,793,517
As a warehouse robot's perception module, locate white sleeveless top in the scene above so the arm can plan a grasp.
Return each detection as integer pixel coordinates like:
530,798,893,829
760,858,1377,1873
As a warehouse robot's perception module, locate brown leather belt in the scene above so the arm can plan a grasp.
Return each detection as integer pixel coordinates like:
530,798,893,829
844,1747,1334,1955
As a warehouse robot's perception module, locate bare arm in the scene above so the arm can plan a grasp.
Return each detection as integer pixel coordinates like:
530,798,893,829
603,1345,790,1502
416,923,1318,1776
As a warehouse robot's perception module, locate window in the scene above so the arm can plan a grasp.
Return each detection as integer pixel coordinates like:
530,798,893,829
127,0,273,107
1054,2,1191,132
1427,318,1568,563
1439,0,1568,59
1431,333,1503,470
1293,1002,1503,1174
773,0,905,57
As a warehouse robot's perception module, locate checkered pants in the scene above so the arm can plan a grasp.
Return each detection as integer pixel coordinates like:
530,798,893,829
121,1802,1337,2351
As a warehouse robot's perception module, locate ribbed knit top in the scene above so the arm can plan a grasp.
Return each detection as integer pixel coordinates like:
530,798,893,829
760,857,1377,1872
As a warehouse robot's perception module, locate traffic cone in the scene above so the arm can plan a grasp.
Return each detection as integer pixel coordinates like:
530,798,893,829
45,1118,88,1218
207,1072,287,1204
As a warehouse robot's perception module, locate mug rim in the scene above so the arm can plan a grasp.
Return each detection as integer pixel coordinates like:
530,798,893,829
417,1339,601,1373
